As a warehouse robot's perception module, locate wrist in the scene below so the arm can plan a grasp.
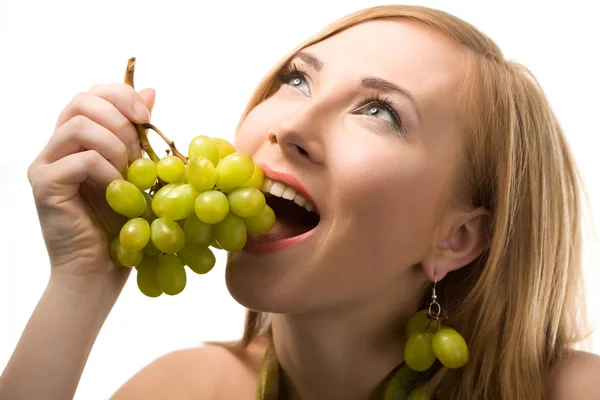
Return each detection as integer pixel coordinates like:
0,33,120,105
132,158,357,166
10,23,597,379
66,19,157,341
47,268,129,318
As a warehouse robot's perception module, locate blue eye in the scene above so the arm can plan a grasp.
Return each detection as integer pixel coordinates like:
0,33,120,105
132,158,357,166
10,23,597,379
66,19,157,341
358,94,404,133
287,75,310,94
364,102,397,125
277,63,310,95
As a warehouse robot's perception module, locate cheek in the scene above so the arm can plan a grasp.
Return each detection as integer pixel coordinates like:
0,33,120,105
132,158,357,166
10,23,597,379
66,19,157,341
328,145,443,263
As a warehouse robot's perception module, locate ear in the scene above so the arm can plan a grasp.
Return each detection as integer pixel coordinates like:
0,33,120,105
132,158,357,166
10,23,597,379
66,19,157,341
422,207,491,282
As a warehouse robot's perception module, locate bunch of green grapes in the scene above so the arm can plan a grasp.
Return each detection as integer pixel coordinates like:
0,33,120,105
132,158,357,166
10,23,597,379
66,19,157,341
403,309,469,372
105,136,276,297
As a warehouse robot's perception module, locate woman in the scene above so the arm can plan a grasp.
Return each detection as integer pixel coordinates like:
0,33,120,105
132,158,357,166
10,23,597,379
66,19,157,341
1,4,599,399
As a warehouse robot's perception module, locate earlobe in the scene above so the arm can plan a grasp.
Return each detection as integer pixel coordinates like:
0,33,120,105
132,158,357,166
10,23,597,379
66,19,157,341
422,207,491,282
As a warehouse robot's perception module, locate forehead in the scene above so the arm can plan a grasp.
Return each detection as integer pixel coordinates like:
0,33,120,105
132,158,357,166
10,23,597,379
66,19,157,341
302,18,468,122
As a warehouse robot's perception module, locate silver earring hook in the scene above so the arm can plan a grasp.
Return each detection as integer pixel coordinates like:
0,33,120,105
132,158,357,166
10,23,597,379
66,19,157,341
428,278,441,319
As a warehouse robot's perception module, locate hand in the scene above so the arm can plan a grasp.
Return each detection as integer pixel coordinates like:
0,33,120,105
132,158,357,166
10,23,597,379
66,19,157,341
27,83,155,288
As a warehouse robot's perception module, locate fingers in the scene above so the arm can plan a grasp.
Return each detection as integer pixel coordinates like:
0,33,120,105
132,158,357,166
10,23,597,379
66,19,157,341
29,150,122,207
31,83,156,204
40,115,130,176
139,88,156,115
54,89,147,162
56,83,151,128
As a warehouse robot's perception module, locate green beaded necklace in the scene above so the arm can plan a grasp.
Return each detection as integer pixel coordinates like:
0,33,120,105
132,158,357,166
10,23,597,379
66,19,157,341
256,344,437,400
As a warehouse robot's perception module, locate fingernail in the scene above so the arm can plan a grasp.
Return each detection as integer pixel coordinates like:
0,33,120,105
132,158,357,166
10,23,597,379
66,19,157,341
133,100,150,122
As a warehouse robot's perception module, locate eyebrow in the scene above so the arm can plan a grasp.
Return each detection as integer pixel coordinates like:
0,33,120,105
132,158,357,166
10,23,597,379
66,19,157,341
361,77,422,122
296,51,323,71
292,51,422,122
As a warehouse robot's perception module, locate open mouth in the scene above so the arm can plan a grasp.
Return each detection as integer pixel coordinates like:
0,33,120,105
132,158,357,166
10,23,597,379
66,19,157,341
260,178,321,240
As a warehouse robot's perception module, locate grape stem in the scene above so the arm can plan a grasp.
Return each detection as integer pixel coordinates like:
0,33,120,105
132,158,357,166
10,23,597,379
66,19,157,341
124,58,160,163
142,123,188,164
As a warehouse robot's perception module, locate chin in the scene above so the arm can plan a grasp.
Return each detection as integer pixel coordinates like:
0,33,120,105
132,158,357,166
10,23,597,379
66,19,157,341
223,249,316,314
225,251,288,313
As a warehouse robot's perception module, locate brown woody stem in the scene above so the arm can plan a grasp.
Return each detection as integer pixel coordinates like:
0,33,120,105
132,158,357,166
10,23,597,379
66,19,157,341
123,57,160,163
142,123,188,164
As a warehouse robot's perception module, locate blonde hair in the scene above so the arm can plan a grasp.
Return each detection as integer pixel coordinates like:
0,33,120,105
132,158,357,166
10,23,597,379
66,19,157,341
230,5,592,399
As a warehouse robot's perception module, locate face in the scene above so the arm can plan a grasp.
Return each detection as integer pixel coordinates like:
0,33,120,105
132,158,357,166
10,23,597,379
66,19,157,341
226,18,469,314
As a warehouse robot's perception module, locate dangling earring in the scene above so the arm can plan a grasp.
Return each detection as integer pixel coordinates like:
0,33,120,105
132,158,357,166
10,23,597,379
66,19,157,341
404,278,470,371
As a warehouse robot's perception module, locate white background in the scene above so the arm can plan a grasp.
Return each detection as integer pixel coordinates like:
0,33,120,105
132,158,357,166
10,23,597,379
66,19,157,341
1,0,599,398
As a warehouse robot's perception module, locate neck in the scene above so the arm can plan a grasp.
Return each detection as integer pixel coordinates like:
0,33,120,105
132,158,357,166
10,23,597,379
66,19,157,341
270,293,422,400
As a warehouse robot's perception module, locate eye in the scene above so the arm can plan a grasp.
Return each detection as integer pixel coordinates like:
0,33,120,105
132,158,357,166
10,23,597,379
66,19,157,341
357,94,403,132
277,63,310,95
363,102,397,125
287,76,310,94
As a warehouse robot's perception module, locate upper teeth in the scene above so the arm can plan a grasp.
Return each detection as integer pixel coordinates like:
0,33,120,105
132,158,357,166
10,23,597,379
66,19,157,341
260,178,317,213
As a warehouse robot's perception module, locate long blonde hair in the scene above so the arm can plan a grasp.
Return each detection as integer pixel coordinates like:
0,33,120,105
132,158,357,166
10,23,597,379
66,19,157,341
230,5,592,399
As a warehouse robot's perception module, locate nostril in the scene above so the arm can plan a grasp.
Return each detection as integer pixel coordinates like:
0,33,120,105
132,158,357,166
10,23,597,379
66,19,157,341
297,146,309,157
287,142,309,157
268,132,278,144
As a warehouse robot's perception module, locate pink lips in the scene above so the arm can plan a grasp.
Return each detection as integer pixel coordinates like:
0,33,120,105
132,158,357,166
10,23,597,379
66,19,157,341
243,228,316,254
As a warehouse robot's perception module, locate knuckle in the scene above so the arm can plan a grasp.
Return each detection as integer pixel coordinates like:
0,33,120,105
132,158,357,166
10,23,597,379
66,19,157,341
67,114,91,132
87,83,107,93
55,92,88,128
26,163,38,185
89,82,133,98
68,91,90,111
84,150,103,168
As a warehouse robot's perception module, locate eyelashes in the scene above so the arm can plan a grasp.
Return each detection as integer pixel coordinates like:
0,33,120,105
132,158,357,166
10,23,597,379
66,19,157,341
358,92,404,133
276,62,307,90
275,62,406,135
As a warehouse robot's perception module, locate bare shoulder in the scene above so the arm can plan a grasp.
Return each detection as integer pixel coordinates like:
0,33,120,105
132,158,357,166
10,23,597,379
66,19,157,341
111,337,269,400
549,349,600,399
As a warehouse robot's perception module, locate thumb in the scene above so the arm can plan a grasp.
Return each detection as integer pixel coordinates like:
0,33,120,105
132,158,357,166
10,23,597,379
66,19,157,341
139,88,156,116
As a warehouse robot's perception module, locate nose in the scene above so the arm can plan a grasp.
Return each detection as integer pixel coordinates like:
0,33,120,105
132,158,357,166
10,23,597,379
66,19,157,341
268,105,326,165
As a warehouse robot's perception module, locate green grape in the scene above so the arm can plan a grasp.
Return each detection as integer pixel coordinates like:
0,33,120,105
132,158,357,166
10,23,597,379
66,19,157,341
126,158,157,190
156,254,186,295
407,310,432,337
109,237,143,267
242,164,264,189
431,327,469,369
156,155,185,183
186,157,217,192
188,135,219,167
156,184,199,221
178,246,216,274
151,183,184,217
227,187,266,218
244,204,276,234
404,330,436,372
194,190,229,224
141,192,157,223
142,239,162,257
214,213,247,252
215,152,254,192
383,365,418,400
119,217,150,251
106,179,147,218
210,240,222,250
150,218,185,254
136,256,162,297
183,215,214,251
212,137,236,159
407,386,431,400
